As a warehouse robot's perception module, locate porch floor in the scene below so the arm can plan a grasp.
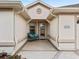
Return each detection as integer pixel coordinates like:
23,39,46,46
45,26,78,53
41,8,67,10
22,40,56,51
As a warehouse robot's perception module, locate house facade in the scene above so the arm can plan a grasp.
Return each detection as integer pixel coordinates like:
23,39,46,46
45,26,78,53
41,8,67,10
0,0,79,59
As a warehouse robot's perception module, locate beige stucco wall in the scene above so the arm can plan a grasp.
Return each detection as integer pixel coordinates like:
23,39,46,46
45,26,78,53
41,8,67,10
0,9,14,42
58,15,75,50
15,14,29,44
76,24,79,49
50,17,58,40
27,4,50,19
76,15,79,49
49,16,59,47
59,15,75,42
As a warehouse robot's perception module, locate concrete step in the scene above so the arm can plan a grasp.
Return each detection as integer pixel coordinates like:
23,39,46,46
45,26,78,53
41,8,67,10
21,51,57,59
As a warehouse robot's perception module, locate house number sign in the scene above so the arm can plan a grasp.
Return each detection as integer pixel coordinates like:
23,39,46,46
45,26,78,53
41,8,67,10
64,25,70,29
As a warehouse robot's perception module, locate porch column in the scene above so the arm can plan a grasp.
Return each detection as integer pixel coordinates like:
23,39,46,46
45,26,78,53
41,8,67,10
36,20,39,35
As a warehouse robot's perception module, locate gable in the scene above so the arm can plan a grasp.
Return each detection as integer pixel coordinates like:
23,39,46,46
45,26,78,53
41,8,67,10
26,0,52,9
27,3,51,9
27,4,51,19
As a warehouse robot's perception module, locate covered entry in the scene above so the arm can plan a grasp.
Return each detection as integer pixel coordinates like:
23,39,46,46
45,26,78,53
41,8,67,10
12,0,58,59
26,0,52,40
28,20,49,40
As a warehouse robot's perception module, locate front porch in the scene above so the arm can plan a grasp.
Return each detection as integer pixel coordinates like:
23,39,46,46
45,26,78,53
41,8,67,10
28,20,49,40
22,40,56,51
21,40,57,59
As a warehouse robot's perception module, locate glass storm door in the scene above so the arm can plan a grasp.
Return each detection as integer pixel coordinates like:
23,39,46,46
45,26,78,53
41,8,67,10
39,22,46,39
29,21,46,40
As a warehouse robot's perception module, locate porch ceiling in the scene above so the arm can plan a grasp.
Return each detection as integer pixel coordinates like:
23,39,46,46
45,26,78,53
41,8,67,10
27,19,50,24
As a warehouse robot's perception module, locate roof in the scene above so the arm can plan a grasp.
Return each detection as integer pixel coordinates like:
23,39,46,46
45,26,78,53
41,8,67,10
25,0,53,9
60,3,79,8
0,1,23,11
53,3,79,13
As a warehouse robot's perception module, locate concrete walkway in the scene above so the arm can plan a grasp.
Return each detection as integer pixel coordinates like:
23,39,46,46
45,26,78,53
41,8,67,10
21,51,79,59
21,40,79,59
21,40,57,59
53,51,79,59
22,40,56,51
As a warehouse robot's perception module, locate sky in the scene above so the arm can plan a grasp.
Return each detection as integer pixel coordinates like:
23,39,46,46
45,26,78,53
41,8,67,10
21,0,79,7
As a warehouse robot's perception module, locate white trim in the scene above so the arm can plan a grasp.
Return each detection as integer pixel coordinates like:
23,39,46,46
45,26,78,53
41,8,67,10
12,39,27,55
53,8,79,13
0,42,15,47
18,8,30,20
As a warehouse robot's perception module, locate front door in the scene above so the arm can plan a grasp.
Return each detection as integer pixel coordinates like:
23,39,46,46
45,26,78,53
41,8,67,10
39,22,46,39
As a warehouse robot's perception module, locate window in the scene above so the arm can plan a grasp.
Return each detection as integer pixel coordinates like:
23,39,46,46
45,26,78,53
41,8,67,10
77,20,79,24
37,8,42,14
29,23,35,33
40,23,45,36
30,26,35,32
